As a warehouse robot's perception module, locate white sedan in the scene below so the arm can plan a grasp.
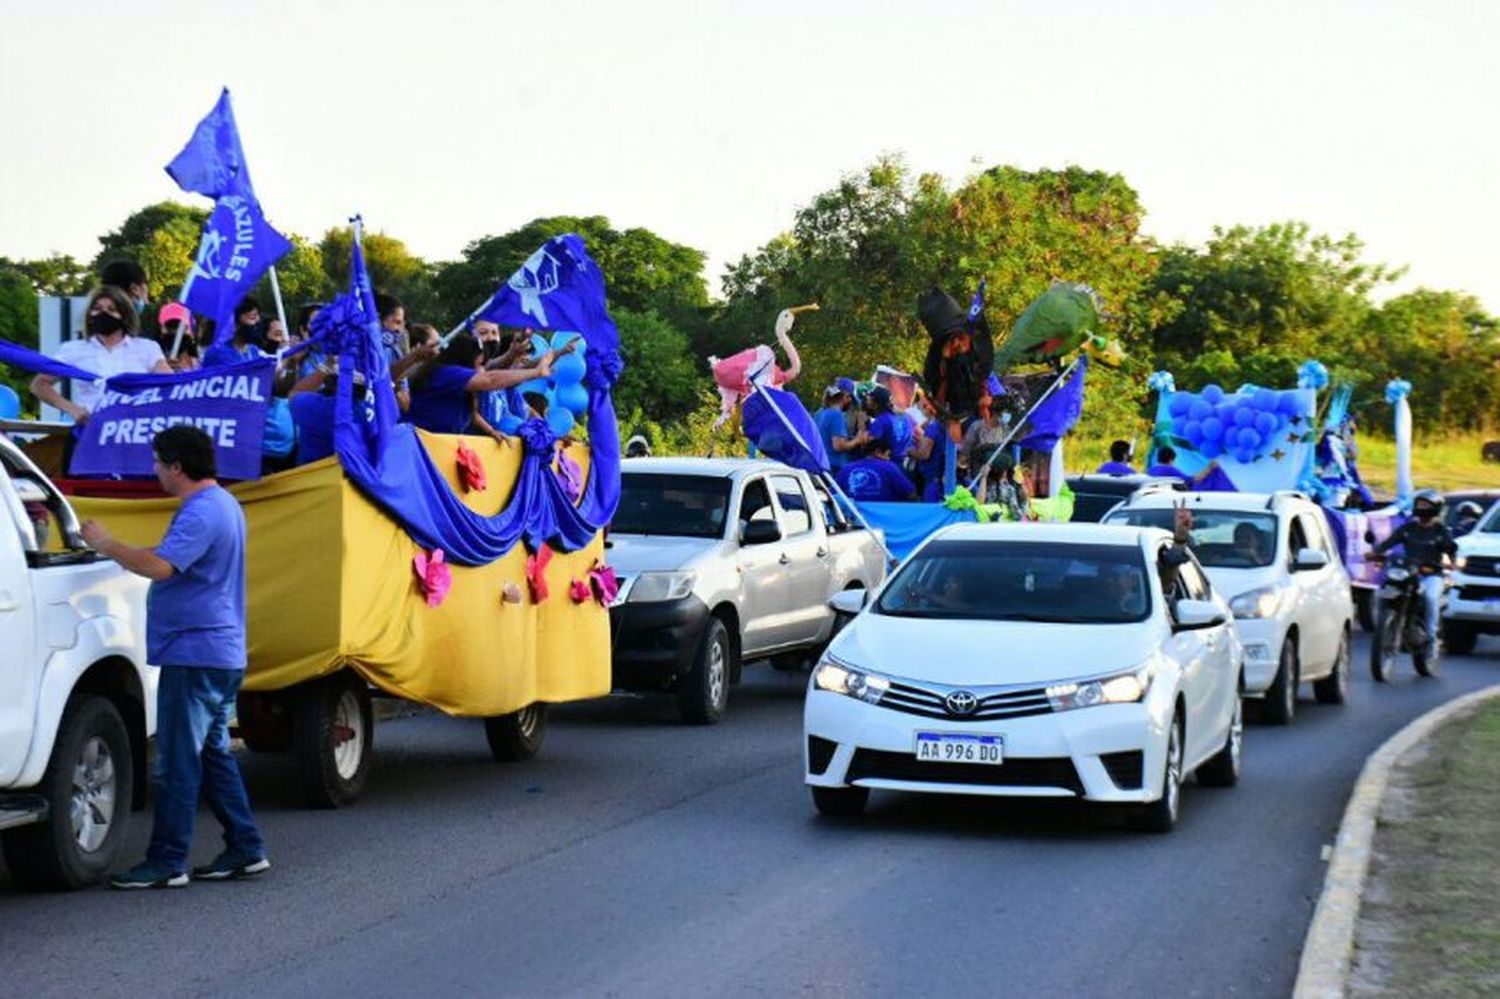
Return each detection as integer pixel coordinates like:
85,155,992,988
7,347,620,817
804,523,1244,832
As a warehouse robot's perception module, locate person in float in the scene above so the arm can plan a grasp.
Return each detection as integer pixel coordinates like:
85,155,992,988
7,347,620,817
405,335,558,435
156,303,199,373
835,430,917,502
1096,439,1137,476
814,377,859,472
100,259,152,329
30,285,173,423
1145,446,1220,487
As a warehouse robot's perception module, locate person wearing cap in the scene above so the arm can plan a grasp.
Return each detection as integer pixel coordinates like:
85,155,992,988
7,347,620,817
814,377,857,471
862,386,912,461
156,303,198,371
624,435,651,458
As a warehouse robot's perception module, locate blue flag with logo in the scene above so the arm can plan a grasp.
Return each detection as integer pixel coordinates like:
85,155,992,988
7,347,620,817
178,195,292,345
474,234,622,391
165,88,256,202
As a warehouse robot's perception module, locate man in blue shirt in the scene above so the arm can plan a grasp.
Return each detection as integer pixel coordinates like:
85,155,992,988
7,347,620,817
836,440,917,502
1145,446,1220,487
82,426,269,888
814,378,857,471
1096,439,1137,476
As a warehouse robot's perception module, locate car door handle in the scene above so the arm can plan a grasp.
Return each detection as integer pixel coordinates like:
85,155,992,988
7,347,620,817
778,553,791,565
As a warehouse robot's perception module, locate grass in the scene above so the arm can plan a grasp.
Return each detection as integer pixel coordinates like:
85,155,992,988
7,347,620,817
1350,699,1500,997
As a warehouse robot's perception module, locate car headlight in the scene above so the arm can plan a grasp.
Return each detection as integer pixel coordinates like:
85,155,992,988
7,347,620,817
626,571,697,603
1454,555,1468,571
1046,665,1153,712
812,657,890,705
1229,585,1285,619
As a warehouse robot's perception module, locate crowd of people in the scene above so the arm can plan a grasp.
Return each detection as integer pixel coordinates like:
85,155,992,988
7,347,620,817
27,258,565,477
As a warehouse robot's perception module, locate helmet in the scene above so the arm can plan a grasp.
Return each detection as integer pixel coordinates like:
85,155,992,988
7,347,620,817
1412,489,1444,519
1456,500,1485,521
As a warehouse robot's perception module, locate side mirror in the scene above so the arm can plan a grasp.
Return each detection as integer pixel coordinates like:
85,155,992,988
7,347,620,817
828,589,869,616
741,519,782,546
1293,548,1330,571
1174,598,1227,631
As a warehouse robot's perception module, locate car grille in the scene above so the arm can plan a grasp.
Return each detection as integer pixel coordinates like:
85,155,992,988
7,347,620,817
845,750,1084,794
1464,557,1500,579
880,679,1054,721
1100,751,1145,790
1459,585,1500,602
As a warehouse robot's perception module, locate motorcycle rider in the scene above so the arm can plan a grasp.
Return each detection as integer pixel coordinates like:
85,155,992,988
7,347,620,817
1374,489,1458,655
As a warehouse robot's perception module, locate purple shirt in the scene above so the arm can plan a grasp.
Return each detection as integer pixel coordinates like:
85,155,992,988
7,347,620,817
148,486,246,669
404,365,476,435
837,457,916,502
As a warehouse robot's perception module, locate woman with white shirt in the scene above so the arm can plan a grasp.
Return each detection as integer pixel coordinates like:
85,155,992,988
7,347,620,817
30,286,173,423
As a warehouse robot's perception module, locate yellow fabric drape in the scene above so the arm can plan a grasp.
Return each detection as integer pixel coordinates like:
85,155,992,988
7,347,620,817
72,433,611,717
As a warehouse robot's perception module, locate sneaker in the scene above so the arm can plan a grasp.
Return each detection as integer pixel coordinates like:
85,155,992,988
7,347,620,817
109,862,189,890
191,851,271,881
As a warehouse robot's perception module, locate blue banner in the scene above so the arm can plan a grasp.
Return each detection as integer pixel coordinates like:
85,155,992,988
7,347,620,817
742,384,830,475
179,195,292,343
0,337,101,383
69,359,274,479
1018,356,1088,453
165,87,256,202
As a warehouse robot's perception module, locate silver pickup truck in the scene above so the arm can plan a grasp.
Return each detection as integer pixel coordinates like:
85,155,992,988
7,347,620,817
608,458,887,723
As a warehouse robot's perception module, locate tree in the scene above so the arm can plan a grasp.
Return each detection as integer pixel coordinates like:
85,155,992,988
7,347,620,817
318,226,435,318
612,309,702,425
93,201,209,294
1360,290,1500,431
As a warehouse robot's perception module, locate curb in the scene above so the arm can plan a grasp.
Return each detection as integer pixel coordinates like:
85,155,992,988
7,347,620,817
1293,682,1500,998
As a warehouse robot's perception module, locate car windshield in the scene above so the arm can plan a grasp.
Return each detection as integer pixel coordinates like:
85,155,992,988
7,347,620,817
1470,503,1500,534
612,474,730,538
874,540,1152,624
1107,508,1278,568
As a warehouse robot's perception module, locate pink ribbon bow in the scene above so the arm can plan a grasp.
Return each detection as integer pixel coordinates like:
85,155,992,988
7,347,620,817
569,578,592,604
526,544,554,603
455,442,487,493
412,548,452,607
589,562,619,606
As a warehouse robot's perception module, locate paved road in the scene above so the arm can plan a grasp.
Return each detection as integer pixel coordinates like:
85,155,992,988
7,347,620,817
3,636,1497,998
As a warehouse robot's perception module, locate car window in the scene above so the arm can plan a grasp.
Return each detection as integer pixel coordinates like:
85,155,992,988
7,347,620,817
1107,507,1279,569
1299,512,1336,559
1177,556,1212,601
740,478,775,526
1288,516,1310,564
614,474,731,538
771,475,813,536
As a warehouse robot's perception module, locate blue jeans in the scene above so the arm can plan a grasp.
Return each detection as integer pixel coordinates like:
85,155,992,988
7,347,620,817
1420,575,1444,647
147,666,265,872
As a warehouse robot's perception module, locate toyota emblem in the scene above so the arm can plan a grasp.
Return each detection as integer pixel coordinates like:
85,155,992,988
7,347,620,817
944,690,978,716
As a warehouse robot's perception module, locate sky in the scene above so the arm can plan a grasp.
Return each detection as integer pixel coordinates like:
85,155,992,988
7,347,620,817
2,0,1496,311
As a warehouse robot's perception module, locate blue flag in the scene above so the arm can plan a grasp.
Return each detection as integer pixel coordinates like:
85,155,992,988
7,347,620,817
312,234,398,465
0,337,101,383
967,278,987,323
179,194,292,345
1018,356,1088,453
165,88,256,202
474,234,622,390
742,384,831,475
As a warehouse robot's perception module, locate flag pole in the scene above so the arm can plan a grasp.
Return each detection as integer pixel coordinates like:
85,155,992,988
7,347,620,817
966,356,1082,492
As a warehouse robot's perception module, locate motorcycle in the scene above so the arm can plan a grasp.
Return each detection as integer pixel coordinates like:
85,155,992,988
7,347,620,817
1370,556,1445,682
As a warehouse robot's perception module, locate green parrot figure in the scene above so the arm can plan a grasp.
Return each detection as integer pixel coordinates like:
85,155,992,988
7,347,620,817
994,281,1118,373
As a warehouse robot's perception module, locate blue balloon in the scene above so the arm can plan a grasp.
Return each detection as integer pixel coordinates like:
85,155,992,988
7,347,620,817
1254,412,1278,436
1201,417,1225,442
1235,448,1256,464
1237,428,1261,449
530,333,551,359
547,406,575,436
497,414,524,435
550,330,584,352
555,381,589,415
553,350,587,385
1168,395,1192,418
0,385,19,420
1199,439,1224,459
1182,420,1203,445
1202,384,1225,404
1277,392,1302,416
1232,406,1256,427
1252,388,1278,411
1189,400,1213,421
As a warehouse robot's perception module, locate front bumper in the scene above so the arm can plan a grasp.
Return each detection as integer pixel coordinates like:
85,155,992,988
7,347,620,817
1443,575,1500,627
609,595,712,691
1230,617,1285,695
803,687,1171,804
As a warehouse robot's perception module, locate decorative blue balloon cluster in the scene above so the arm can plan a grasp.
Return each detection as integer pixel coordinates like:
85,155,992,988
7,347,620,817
1166,383,1305,464
0,384,20,421
494,331,590,438
1385,378,1412,405
1147,370,1175,394
1297,360,1329,390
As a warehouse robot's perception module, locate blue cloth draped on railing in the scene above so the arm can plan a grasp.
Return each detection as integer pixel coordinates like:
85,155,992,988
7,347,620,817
314,231,623,564
852,502,979,561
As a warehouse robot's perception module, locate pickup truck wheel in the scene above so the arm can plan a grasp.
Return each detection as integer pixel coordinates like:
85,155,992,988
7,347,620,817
678,618,732,724
485,703,548,761
1444,621,1478,656
1,695,133,890
294,673,373,808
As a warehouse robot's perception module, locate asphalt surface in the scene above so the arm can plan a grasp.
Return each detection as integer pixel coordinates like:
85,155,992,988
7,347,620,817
3,635,1497,998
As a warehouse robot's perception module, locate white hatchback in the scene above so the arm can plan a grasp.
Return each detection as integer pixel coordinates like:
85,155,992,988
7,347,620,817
1105,491,1354,724
804,523,1244,832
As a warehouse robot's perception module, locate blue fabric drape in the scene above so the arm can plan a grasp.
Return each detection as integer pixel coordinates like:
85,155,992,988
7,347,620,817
1018,357,1088,453
742,384,830,475
853,501,979,561
0,337,101,382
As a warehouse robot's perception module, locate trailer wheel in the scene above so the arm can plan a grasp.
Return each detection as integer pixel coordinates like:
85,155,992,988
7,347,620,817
484,703,548,762
1,695,133,890
294,673,373,808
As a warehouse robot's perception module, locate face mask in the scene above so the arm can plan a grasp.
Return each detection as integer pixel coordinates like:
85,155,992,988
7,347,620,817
86,312,126,336
239,322,267,347
134,297,148,315
481,340,504,360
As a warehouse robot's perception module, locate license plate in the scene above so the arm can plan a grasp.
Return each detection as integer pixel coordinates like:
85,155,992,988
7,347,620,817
914,732,1004,765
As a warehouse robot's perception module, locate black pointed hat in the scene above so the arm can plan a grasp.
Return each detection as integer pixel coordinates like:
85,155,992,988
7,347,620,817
918,287,967,339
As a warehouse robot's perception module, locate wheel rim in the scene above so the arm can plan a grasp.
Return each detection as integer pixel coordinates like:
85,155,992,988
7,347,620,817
1165,719,1182,820
1228,697,1243,773
707,637,727,708
70,736,116,853
333,688,365,781
516,704,542,741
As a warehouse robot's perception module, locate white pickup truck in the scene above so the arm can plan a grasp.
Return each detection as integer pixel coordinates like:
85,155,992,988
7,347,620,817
0,433,152,890
607,458,888,723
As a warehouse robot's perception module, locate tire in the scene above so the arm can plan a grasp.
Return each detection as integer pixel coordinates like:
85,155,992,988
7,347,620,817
677,617,732,724
294,672,373,808
1414,643,1439,678
1355,589,1376,633
1263,640,1298,725
1196,693,1243,788
485,703,548,761
1134,709,1184,833
1313,630,1351,705
810,785,869,817
1444,620,1478,657
1371,603,1400,683
1,696,133,890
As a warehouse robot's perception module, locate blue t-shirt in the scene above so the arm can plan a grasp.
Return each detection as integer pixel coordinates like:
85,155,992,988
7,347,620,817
1097,461,1137,476
869,412,912,460
814,406,850,470
148,486,247,668
405,365,475,434
291,392,337,464
1145,462,1192,482
201,341,265,369
916,422,947,501
836,457,915,502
